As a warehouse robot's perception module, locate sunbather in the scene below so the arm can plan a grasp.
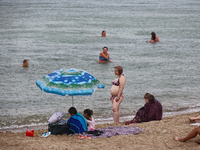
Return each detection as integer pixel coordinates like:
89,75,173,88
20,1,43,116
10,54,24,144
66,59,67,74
173,126,200,142
189,115,200,123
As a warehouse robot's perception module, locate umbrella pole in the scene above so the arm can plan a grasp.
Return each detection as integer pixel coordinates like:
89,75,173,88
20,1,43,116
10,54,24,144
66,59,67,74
72,96,74,106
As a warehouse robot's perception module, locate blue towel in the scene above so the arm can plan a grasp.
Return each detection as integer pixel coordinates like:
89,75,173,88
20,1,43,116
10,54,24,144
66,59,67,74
99,56,109,61
67,113,87,134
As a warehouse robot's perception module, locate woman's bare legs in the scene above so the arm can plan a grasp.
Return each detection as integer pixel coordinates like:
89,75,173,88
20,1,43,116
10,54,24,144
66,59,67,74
112,96,123,123
173,126,200,142
189,116,200,123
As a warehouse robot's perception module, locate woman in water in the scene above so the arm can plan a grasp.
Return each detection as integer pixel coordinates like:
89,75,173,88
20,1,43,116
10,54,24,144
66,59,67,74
101,30,106,36
149,32,160,43
98,47,112,63
110,66,126,123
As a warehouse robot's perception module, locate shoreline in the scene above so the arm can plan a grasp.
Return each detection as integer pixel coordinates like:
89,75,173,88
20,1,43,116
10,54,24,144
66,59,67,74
1,109,200,133
0,111,200,150
0,111,199,133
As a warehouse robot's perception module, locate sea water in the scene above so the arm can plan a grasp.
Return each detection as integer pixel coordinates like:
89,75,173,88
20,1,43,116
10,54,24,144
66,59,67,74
0,0,200,130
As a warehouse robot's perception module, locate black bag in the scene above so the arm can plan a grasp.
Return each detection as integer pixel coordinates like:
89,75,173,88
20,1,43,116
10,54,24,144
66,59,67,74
48,119,68,135
84,130,103,136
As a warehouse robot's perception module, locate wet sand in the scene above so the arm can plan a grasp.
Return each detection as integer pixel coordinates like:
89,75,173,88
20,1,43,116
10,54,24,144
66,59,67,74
0,112,200,150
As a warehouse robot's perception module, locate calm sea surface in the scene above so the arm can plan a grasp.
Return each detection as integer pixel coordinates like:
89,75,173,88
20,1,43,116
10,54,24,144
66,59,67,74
0,0,200,130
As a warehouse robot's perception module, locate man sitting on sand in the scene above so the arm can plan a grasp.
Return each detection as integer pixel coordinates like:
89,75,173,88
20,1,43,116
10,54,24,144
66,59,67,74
125,93,162,125
98,47,112,63
67,107,87,134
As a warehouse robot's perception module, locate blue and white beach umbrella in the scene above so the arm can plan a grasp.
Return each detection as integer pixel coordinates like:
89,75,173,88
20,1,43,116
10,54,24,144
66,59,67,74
36,68,105,106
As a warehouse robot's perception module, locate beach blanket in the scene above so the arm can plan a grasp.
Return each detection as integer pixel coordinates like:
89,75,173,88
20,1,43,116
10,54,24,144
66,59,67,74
82,126,142,138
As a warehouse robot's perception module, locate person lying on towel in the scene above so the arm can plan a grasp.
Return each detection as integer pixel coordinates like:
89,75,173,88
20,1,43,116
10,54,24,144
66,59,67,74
67,107,87,134
125,93,162,125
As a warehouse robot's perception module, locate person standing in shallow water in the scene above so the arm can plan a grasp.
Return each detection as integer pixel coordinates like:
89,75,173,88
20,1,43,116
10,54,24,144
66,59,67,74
110,66,126,123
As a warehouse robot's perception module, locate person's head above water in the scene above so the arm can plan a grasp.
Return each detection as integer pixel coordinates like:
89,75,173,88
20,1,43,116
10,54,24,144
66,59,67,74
101,30,106,36
23,59,29,67
103,46,108,53
151,32,156,41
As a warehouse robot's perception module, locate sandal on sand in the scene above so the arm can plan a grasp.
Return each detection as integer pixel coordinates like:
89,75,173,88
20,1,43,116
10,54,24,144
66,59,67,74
78,135,91,139
84,135,91,139
125,122,129,125
195,141,200,145
125,120,135,125
41,132,51,138
78,135,84,139
195,139,200,145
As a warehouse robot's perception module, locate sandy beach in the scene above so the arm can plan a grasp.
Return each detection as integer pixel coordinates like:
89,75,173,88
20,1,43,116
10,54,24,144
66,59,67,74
0,112,200,150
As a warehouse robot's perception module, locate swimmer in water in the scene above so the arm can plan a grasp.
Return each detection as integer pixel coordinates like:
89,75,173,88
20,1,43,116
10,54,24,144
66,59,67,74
19,59,29,67
101,30,106,37
98,47,112,63
149,32,160,43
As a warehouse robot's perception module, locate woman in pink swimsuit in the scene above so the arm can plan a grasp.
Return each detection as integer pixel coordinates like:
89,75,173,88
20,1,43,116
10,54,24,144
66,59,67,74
173,115,200,142
110,66,126,123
